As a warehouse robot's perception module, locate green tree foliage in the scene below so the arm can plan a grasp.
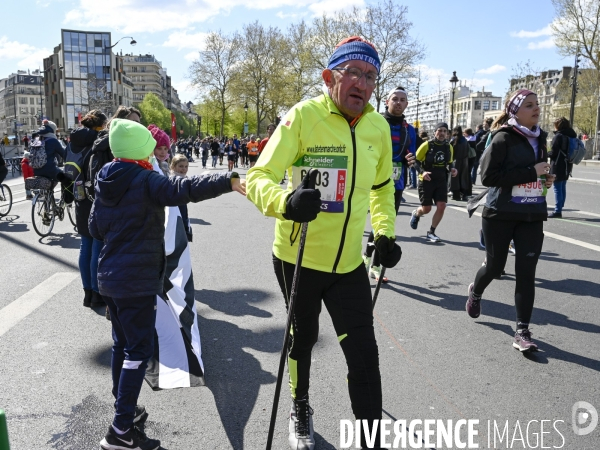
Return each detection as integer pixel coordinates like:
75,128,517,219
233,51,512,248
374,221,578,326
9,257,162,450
553,68,600,135
137,92,170,131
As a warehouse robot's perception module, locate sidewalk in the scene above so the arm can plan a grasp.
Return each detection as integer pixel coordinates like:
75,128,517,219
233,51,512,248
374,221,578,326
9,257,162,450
571,160,600,185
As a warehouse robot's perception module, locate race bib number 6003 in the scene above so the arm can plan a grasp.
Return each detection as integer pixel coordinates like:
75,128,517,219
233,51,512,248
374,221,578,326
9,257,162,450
292,155,348,213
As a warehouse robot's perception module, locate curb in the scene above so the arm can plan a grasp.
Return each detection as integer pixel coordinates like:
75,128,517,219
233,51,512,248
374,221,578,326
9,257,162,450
570,177,600,185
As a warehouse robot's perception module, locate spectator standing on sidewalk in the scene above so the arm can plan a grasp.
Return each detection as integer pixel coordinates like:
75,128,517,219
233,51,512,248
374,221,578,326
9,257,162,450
548,117,575,218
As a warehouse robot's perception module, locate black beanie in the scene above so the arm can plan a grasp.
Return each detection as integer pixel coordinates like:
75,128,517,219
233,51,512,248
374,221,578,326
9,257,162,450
435,122,449,131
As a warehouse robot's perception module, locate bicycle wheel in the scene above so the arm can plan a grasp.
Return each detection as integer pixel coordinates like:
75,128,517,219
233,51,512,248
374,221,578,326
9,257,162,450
0,184,12,216
31,192,55,237
66,201,76,228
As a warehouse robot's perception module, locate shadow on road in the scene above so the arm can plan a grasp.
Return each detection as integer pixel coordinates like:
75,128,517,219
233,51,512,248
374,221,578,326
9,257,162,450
538,254,600,271
0,215,28,232
195,288,281,449
189,217,211,226
41,232,81,249
477,321,600,370
385,281,600,372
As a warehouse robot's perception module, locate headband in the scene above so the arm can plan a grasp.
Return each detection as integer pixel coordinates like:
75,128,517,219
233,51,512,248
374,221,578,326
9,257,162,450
327,41,381,74
506,89,535,118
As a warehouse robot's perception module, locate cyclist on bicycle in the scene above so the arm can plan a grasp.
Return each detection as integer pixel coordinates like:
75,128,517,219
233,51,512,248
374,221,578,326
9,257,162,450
32,120,67,188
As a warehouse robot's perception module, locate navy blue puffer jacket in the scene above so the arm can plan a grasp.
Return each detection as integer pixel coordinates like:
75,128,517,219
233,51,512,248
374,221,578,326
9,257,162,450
89,161,232,298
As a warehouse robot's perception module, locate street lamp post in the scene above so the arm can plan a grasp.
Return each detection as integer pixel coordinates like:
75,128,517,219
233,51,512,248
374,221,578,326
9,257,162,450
243,101,248,136
569,53,581,127
107,37,137,49
449,71,459,131
8,82,19,147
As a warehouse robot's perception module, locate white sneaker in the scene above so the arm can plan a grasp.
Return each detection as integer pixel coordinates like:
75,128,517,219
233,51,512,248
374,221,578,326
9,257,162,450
362,254,371,271
426,231,441,243
289,398,315,450
369,265,388,283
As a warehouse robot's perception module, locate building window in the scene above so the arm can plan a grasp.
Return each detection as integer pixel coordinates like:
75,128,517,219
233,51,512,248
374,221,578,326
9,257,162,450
19,97,28,105
474,101,481,110
491,100,499,110
483,100,490,110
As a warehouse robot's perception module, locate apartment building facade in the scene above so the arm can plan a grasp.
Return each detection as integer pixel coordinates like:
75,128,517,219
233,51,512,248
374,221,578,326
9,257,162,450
0,70,44,140
121,54,183,112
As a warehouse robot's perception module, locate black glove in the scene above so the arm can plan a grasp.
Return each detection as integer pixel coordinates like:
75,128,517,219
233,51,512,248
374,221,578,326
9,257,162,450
283,169,321,223
374,235,402,268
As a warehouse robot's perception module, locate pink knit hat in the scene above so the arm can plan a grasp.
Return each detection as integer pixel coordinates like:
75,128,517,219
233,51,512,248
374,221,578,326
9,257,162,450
148,124,170,150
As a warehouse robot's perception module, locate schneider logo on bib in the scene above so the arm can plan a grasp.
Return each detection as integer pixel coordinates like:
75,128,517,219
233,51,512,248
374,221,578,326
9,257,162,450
292,155,348,213
510,178,547,204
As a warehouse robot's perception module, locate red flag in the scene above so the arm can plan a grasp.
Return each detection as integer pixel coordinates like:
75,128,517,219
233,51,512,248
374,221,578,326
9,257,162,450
171,113,177,141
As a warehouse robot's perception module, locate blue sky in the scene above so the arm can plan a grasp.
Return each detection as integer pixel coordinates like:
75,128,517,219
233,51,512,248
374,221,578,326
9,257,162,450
1,0,568,104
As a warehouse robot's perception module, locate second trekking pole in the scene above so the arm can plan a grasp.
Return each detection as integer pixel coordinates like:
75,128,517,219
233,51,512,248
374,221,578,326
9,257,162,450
265,169,319,450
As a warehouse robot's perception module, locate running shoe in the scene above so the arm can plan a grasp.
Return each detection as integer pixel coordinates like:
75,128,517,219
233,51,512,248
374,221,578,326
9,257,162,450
409,210,420,230
100,425,160,450
134,405,148,425
508,241,515,254
478,229,485,249
289,397,315,450
369,265,388,283
466,283,481,318
362,254,371,271
548,211,562,218
513,329,538,352
426,231,441,243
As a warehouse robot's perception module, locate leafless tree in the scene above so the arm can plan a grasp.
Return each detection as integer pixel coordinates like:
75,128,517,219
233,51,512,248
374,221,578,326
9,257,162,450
189,31,242,137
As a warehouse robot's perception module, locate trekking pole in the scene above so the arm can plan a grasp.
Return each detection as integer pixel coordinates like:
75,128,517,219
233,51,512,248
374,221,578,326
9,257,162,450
372,251,386,310
266,169,318,450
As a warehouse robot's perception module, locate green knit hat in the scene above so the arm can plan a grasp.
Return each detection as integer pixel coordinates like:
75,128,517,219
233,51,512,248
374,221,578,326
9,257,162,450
109,118,156,160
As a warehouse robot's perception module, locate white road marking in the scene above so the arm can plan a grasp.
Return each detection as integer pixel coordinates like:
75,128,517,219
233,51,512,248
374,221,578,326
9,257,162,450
402,191,600,253
0,272,79,338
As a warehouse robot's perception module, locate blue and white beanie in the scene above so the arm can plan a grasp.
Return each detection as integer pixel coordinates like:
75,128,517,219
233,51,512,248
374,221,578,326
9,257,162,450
327,39,381,74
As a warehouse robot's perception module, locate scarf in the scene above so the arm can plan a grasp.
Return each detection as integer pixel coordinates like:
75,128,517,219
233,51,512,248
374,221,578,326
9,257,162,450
114,157,153,171
507,118,541,159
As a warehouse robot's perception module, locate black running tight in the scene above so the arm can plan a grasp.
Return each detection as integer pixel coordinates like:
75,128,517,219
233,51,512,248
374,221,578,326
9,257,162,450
473,217,544,329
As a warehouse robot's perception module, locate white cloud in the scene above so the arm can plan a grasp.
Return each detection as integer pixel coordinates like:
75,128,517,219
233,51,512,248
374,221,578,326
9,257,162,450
64,0,353,34
308,0,363,16
163,31,209,51
527,38,555,50
184,51,199,62
276,11,300,19
476,64,506,75
510,24,552,39
0,37,50,69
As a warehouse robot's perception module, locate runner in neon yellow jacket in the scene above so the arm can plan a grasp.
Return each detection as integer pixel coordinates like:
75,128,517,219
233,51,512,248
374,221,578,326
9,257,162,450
247,92,396,274
246,36,402,450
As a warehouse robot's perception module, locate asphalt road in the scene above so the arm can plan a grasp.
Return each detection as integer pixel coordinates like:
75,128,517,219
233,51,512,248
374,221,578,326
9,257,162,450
1,162,599,450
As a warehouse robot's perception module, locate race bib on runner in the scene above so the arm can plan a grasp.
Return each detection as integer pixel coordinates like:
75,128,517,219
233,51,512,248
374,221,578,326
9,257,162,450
510,177,547,204
392,162,403,181
292,155,348,213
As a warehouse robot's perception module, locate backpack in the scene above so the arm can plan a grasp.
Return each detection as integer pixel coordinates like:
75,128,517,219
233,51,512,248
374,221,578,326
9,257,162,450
562,135,585,165
64,143,94,201
85,135,113,200
29,141,47,169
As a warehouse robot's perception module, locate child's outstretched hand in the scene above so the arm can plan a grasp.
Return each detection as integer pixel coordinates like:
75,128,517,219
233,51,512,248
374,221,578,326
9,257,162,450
232,177,246,196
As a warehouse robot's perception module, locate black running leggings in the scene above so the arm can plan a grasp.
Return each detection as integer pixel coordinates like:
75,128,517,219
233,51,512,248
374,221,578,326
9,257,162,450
473,218,544,329
273,255,382,435
366,189,403,266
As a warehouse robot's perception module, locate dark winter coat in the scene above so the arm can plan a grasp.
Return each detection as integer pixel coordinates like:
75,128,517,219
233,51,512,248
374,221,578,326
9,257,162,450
549,127,576,182
480,126,549,222
89,162,233,298
32,137,66,181
70,127,99,238
450,136,471,196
